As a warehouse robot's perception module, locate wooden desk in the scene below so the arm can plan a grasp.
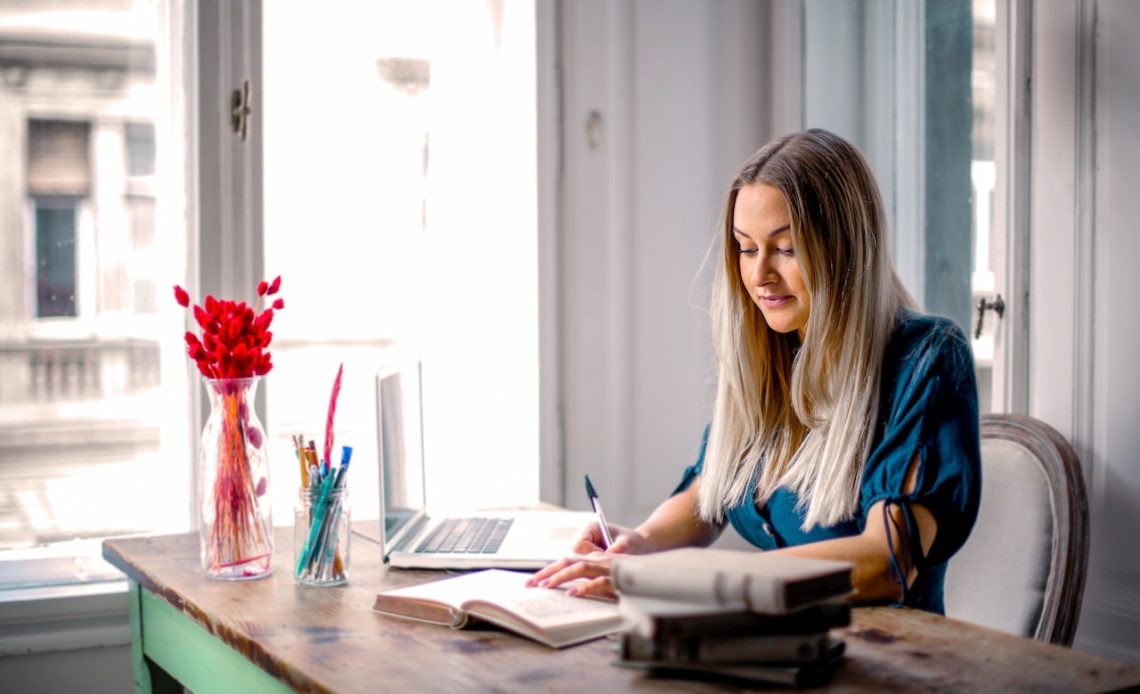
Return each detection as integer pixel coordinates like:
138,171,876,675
103,528,1140,693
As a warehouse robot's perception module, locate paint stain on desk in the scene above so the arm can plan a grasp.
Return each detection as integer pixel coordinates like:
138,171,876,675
850,626,896,645
303,625,341,645
450,636,500,654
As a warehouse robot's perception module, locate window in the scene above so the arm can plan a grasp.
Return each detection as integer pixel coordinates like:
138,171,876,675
28,119,90,320
260,0,542,521
34,199,80,318
0,0,191,592
1,0,542,600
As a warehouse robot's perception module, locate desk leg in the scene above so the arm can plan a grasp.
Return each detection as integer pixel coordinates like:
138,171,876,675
128,580,181,694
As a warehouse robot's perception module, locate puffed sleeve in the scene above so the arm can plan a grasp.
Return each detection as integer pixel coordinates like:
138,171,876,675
859,316,982,571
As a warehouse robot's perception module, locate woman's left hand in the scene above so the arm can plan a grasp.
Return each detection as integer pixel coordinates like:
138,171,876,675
525,550,620,599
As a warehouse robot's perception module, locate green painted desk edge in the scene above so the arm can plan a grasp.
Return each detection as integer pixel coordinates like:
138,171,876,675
106,539,323,694
128,580,297,694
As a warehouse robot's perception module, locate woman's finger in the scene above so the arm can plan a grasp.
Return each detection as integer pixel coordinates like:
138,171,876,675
526,557,572,586
571,537,603,554
609,535,632,554
537,554,612,589
567,575,616,600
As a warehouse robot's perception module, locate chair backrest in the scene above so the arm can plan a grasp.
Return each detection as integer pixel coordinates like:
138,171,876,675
943,414,1089,645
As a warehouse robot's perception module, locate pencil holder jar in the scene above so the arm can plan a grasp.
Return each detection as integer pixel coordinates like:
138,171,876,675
294,486,350,586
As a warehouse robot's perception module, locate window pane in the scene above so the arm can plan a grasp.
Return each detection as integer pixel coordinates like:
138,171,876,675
262,1,433,526
0,0,191,589
35,201,78,318
262,0,541,521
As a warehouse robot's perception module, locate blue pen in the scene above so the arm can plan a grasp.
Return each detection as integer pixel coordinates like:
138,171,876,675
297,471,337,576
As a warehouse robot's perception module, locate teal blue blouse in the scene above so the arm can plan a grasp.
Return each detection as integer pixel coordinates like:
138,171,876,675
675,310,982,614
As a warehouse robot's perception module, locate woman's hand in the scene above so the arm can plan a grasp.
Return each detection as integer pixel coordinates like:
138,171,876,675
526,480,720,599
568,520,645,556
525,521,647,599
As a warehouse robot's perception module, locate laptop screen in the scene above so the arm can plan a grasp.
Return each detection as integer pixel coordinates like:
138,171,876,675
376,358,426,544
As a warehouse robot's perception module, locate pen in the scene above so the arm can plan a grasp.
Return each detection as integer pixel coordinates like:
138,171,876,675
584,474,615,550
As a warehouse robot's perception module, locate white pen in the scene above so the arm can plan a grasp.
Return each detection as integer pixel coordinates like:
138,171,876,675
584,474,615,550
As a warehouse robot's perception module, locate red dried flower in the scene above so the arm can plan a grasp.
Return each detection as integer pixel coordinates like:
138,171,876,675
174,277,285,379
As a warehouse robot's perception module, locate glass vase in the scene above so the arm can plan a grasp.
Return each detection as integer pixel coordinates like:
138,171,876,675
199,377,273,579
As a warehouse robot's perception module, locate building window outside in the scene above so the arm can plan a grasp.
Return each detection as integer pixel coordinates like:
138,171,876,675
34,199,79,319
124,121,156,177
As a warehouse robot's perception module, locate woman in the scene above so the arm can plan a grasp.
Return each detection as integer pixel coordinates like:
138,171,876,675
529,128,981,614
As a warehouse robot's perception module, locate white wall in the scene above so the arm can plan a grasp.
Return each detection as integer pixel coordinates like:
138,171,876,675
554,0,769,535
1027,0,1140,664
1060,0,1140,664
0,644,130,693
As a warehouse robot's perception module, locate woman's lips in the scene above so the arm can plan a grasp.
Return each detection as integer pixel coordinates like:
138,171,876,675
760,295,792,308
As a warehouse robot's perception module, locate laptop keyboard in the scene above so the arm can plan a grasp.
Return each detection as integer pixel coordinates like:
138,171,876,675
414,517,514,554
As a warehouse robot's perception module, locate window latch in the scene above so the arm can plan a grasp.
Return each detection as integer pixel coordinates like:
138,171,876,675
230,79,252,141
974,294,1005,340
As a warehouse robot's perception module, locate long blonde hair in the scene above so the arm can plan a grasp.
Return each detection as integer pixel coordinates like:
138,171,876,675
698,129,916,529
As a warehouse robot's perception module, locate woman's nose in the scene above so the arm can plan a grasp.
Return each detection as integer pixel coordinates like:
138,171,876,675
749,253,774,286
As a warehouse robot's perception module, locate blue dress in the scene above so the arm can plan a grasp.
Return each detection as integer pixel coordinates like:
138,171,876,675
674,310,982,614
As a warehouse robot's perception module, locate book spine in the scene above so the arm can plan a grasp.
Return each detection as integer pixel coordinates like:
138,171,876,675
644,604,852,640
620,632,832,664
613,565,785,612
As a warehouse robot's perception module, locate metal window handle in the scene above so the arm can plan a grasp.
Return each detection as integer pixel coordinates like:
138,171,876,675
231,79,252,141
974,294,1006,340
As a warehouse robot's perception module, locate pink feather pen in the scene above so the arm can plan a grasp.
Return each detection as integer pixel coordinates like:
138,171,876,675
323,363,344,472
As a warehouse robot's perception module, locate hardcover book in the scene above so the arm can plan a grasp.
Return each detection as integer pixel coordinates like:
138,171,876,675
619,594,851,639
611,549,853,613
619,630,845,665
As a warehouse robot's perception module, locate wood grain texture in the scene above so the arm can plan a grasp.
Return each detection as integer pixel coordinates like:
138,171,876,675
103,525,1138,693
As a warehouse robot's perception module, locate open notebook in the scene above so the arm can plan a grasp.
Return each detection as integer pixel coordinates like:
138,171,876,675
364,353,594,570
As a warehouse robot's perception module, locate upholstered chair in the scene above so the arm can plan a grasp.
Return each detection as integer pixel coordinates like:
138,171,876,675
943,414,1089,645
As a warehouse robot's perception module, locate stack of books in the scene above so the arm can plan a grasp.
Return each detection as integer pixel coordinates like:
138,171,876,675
610,548,854,688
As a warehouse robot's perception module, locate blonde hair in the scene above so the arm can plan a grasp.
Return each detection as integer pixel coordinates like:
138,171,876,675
698,129,916,529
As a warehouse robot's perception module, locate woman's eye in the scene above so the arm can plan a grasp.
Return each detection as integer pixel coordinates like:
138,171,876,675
739,247,758,256
777,247,795,256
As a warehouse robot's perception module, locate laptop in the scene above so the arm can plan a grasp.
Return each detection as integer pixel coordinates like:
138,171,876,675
372,353,595,570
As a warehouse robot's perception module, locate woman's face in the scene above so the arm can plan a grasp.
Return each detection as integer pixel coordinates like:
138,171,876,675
733,183,810,340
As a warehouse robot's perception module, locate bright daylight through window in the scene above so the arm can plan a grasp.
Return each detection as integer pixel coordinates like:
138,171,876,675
0,0,190,591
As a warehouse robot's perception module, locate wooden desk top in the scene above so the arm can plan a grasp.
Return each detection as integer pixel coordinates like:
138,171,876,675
103,527,1140,693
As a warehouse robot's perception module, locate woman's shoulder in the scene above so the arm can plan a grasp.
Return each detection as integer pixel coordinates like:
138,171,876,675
886,309,974,379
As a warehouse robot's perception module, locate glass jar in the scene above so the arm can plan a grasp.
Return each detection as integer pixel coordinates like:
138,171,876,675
294,485,350,586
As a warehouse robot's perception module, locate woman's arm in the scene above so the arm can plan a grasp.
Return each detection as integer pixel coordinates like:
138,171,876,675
778,454,938,601
526,479,721,595
531,455,937,601
775,498,937,602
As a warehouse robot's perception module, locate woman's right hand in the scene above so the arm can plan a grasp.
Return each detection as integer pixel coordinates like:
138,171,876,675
569,520,646,556
524,522,648,599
